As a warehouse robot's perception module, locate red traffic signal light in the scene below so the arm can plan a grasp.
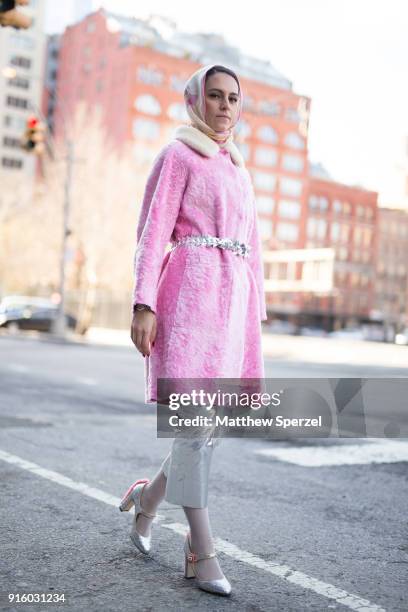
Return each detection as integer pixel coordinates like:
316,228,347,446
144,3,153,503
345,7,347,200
21,115,46,155
27,116,38,130
0,1,31,30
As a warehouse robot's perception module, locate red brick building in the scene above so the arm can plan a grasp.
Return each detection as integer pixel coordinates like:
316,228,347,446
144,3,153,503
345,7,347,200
48,9,385,331
374,207,408,335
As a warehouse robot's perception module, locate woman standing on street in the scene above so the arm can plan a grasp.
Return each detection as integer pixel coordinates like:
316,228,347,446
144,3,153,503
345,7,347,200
119,63,267,597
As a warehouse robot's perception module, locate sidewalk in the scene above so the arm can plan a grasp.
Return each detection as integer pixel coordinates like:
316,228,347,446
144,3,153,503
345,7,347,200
2,326,407,369
82,327,408,369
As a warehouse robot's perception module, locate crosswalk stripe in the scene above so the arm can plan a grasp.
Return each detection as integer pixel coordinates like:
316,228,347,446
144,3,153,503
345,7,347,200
0,448,385,611
255,439,408,466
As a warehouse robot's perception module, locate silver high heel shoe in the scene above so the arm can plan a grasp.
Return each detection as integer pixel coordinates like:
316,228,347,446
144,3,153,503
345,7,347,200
184,531,232,596
118,478,156,554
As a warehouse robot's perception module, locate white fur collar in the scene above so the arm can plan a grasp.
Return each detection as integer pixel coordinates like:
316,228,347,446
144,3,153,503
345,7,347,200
174,125,245,168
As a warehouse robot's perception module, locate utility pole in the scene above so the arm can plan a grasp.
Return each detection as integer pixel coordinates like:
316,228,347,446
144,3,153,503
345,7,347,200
53,140,74,336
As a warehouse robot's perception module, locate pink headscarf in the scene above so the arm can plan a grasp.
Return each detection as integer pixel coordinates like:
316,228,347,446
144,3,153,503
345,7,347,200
183,64,243,145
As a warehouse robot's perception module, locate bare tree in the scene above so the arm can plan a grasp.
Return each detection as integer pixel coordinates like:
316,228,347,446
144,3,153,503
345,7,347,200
1,100,171,329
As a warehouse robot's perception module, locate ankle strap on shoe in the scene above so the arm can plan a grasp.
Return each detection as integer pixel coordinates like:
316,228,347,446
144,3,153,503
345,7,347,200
187,551,216,563
139,509,156,519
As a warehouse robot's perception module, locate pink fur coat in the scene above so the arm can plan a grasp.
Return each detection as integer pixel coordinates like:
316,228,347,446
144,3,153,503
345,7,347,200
132,130,267,403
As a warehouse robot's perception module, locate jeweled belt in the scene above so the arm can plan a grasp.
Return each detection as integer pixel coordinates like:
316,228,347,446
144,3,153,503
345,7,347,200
170,235,251,258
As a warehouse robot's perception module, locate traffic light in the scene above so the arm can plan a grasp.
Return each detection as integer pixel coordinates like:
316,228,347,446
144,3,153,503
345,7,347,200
0,0,31,30
21,116,46,155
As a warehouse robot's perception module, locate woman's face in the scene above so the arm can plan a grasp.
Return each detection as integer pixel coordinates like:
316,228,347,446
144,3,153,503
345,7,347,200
204,72,240,133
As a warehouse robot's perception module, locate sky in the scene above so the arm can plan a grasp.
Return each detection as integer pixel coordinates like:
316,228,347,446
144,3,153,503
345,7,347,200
48,0,408,207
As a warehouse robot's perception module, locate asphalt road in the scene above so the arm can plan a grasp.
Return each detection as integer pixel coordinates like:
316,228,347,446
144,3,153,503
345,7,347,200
0,333,407,612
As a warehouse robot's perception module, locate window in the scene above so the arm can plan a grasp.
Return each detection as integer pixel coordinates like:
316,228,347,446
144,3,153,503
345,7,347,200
356,205,365,218
319,196,328,211
9,34,35,51
285,107,300,122
252,171,276,192
280,177,302,197
284,132,305,150
86,21,96,33
337,246,348,260
255,146,277,167
330,223,340,241
341,225,350,241
343,201,351,215
353,227,362,245
2,157,23,169
236,142,250,161
363,227,372,247
307,218,327,240
10,56,31,69
134,94,161,116
259,218,273,240
257,125,278,143
259,101,280,116
235,119,251,139
333,199,342,214
242,96,255,112
6,95,28,109
3,136,21,148
132,118,160,141
137,66,163,86
276,222,299,242
256,196,274,214
278,200,301,219
7,75,29,89
170,75,186,93
167,102,188,122
308,195,328,212
3,115,25,129
96,80,103,93
282,153,303,173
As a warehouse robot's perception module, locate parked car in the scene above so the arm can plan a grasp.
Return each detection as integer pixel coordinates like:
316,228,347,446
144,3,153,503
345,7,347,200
299,327,328,337
265,319,298,335
0,295,77,333
395,328,408,346
328,327,365,340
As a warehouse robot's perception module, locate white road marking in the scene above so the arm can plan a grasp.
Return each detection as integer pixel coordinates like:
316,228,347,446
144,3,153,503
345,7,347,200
255,439,408,466
0,448,385,612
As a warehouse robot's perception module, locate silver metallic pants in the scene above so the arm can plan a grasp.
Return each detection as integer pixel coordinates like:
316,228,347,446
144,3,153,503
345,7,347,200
159,404,222,508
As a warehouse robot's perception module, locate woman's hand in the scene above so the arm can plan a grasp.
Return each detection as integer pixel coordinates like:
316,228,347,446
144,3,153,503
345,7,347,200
131,310,157,357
